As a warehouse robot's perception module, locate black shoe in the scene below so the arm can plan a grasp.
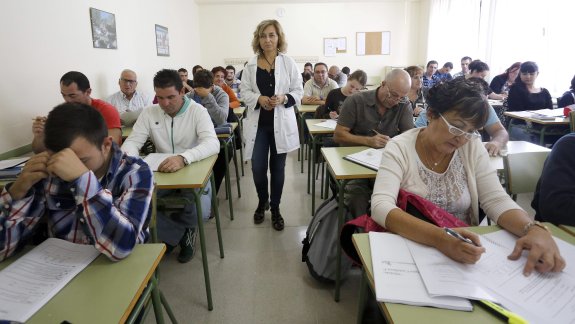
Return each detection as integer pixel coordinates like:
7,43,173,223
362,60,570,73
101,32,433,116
177,228,197,263
254,201,269,224
271,207,285,231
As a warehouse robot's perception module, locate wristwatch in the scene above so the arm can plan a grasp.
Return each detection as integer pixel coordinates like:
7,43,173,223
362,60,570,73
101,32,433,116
283,95,289,105
522,221,549,236
180,155,190,166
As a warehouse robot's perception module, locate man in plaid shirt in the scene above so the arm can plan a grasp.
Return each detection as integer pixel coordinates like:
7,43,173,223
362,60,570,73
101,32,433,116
0,103,153,262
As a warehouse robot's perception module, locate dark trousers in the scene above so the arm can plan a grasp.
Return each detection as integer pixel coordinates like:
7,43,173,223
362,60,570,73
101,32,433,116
213,143,234,193
251,127,287,209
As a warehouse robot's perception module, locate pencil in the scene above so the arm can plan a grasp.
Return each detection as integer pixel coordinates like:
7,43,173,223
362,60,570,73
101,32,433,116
372,129,382,135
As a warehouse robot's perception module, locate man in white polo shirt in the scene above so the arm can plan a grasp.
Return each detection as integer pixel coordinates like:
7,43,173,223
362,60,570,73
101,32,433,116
302,62,339,105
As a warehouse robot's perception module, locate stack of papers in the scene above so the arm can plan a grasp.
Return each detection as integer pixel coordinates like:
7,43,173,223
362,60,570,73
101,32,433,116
528,108,564,120
343,148,383,171
0,157,29,180
369,231,575,323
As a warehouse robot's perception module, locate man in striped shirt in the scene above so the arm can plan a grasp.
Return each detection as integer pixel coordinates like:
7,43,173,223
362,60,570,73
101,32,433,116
0,103,153,262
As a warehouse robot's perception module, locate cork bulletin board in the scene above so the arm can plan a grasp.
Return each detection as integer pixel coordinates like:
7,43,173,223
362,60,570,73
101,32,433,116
356,31,390,55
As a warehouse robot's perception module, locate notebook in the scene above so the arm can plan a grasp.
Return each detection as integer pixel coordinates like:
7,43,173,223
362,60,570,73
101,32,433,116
343,148,383,171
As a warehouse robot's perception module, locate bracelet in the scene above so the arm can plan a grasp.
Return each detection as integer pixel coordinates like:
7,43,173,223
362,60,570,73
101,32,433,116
522,221,549,236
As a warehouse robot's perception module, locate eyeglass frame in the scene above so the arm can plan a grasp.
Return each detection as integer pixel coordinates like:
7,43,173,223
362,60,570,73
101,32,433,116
438,113,481,140
120,78,137,85
385,84,408,104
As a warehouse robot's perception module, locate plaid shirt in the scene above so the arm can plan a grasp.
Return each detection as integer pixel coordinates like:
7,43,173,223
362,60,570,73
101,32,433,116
0,144,153,262
422,74,439,89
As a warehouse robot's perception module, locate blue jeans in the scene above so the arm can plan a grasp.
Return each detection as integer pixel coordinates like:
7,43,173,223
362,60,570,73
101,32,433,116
251,126,287,209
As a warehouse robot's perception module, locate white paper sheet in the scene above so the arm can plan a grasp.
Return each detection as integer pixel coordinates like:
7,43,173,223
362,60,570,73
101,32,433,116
143,153,176,171
406,232,575,324
343,148,383,171
0,238,99,322
314,119,337,130
0,157,29,170
369,232,472,311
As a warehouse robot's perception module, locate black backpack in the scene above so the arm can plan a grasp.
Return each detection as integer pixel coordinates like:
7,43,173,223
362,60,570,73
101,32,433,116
301,196,353,283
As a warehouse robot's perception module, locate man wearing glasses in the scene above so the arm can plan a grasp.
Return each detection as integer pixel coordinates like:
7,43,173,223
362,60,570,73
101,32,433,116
334,69,414,217
106,69,153,126
302,62,339,105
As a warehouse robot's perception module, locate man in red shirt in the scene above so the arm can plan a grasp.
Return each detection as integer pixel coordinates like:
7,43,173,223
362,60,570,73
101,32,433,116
32,71,121,153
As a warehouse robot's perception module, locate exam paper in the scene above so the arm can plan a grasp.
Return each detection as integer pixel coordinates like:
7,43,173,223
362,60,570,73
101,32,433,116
343,148,384,171
0,157,29,170
0,238,99,322
314,119,337,130
369,232,472,311
143,153,177,171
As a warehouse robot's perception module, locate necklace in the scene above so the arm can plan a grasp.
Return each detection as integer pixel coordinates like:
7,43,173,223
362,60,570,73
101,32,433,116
421,137,448,172
260,54,276,88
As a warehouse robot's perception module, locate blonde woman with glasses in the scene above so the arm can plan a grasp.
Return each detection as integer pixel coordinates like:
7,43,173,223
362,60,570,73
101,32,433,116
371,78,564,275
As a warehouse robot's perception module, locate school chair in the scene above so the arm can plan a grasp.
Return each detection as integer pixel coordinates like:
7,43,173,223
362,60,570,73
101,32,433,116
503,151,549,201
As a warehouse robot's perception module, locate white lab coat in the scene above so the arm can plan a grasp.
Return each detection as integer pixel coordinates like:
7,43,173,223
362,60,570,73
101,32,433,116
240,53,303,161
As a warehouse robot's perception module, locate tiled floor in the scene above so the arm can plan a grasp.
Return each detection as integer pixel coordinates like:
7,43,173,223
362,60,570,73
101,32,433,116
146,149,536,324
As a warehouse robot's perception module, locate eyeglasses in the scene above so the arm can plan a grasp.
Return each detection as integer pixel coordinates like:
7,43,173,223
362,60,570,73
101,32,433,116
439,113,481,140
386,85,408,104
120,78,137,85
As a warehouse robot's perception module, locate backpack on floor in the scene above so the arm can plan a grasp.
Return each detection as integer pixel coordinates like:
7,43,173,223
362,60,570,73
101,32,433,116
301,196,353,283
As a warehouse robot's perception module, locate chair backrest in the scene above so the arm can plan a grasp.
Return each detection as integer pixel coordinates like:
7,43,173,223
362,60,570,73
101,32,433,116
570,110,575,133
503,151,549,196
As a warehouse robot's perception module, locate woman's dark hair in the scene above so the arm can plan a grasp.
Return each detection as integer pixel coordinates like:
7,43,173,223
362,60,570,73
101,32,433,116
193,70,214,88
45,103,107,152
426,78,489,129
570,74,575,90
502,62,521,79
349,70,368,86
468,60,489,73
153,69,183,92
512,61,539,91
192,65,203,75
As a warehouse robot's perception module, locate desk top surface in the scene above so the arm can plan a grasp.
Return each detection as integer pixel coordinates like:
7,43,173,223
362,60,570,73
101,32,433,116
352,224,575,323
217,122,238,138
298,104,318,114
233,106,246,115
0,244,165,324
505,111,569,124
489,141,551,170
154,154,217,189
306,119,336,134
321,146,377,180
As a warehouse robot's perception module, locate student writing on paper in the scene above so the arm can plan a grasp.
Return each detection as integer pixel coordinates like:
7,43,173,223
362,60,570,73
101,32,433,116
371,78,565,276
0,103,153,262
334,69,414,217
315,69,367,120
122,69,219,263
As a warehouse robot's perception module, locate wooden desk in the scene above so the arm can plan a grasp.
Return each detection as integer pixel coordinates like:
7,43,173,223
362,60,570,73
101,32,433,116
305,119,336,215
0,244,167,324
217,122,240,220
352,224,575,323
489,140,550,170
297,104,319,173
321,146,377,302
504,111,569,145
153,154,222,311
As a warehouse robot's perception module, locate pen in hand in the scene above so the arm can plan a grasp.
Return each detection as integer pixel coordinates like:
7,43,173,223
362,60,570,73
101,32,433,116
444,227,480,247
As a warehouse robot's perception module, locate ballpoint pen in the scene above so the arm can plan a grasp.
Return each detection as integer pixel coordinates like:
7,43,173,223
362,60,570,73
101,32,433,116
477,300,528,324
443,227,480,247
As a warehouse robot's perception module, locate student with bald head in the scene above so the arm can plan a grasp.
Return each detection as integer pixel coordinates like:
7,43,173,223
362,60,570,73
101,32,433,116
334,69,415,216
328,65,347,87
106,69,153,125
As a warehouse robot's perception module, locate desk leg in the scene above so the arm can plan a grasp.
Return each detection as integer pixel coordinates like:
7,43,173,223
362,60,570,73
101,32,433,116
150,274,166,324
160,290,178,324
307,135,312,194
223,140,234,221
210,173,224,258
192,190,214,311
334,178,348,302
311,135,320,216
300,113,305,173
231,137,241,198
356,270,369,324
539,125,548,146
151,186,158,243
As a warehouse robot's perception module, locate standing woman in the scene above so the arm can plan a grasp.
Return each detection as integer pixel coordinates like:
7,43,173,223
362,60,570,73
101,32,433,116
241,20,303,230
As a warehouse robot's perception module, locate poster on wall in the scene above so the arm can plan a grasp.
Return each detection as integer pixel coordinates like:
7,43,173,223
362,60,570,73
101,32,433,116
155,24,170,57
89,8,117,49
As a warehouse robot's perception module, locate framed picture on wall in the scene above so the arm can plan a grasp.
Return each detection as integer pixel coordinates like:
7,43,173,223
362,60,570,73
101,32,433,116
155,24,170,57
89,8,117,49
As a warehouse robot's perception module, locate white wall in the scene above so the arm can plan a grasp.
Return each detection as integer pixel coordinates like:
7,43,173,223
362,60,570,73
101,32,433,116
0,0,201,153
198,1,427,79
